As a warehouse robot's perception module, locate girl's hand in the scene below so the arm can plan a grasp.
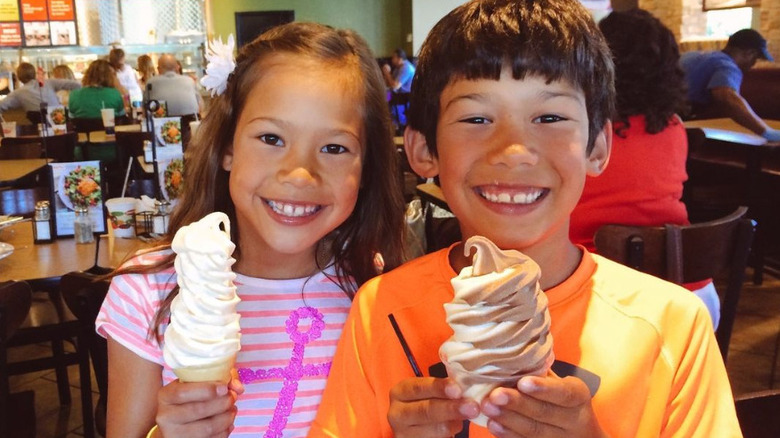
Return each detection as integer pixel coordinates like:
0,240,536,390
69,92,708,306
387,377,480,437
155,374,243,438
481,373,608,438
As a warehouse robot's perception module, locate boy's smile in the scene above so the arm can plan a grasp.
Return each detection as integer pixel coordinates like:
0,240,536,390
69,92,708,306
406,69,611,282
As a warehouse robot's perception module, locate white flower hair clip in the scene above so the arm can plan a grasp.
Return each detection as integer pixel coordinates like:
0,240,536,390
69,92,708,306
200,34,236,97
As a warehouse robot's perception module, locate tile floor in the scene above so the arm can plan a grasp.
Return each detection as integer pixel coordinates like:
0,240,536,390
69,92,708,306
7,274,780,437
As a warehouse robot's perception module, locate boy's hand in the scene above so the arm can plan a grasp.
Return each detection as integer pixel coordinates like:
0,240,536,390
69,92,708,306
481,373,608,438
387,377,480,437
155,375,243,438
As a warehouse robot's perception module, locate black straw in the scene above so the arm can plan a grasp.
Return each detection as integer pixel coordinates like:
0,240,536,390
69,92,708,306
388,314,423,377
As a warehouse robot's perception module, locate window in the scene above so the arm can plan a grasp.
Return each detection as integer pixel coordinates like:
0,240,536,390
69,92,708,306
705,7,753,38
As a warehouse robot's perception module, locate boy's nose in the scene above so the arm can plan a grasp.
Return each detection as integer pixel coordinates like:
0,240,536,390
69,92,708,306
487,142,538,167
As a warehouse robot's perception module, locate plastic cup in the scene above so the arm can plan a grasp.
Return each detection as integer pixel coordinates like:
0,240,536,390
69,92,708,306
2,121,16,137
100,108,115,135
105,197,136,238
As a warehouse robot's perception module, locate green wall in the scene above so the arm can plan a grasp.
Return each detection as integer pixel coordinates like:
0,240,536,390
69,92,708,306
207,0,412,58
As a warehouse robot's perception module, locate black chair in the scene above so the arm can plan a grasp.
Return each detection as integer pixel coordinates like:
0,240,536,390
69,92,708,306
70,117,105,134
0,280,33,437
115,130,153,178
61,270,112,438
594,206,755,362
735,389,780,438
1,277,95,438
0,132,77,162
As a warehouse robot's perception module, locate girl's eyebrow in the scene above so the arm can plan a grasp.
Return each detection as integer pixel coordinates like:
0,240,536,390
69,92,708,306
245,117,362,143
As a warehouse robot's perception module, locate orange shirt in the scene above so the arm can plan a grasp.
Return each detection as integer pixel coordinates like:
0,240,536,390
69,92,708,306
310,247,741,438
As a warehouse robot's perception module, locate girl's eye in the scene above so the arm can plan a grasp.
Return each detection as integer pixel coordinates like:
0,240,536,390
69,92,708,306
534,114,566,123
321,144,348,154
259,134,283,146
460,117,490,124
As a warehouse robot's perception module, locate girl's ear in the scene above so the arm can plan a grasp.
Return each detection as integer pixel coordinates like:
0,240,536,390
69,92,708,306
222,146,234,171
586,120,612,176
404,127,439,178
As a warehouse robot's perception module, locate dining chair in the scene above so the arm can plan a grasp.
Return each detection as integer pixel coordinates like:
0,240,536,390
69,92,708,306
593,206,755,362
1,278,95,438
734,389,780,438
0,186,50,218
0,280,33,437
0,132,78,162
61,270,112,438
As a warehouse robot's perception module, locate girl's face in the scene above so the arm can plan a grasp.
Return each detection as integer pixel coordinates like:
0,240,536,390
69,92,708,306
223,54,365,279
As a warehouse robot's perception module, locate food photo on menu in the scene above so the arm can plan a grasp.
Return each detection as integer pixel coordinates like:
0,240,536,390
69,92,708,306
49,161,107,236
23,22,51,46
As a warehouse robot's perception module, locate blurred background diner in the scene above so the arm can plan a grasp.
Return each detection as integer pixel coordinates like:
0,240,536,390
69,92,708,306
2,0,780,437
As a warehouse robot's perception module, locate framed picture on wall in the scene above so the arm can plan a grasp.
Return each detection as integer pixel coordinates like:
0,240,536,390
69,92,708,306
703,0,759,11
49,161,107,237
235,10,294,48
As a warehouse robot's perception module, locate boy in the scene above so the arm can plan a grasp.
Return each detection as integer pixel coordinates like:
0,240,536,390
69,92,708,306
310,0,741,436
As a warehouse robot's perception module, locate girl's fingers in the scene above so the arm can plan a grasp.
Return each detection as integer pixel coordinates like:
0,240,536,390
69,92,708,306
159,381,229,405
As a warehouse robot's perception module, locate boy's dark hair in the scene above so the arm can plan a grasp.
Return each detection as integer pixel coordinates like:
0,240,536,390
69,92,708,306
599,8,687,137
408,0,615,156
16,62,36,83
393,48,407,60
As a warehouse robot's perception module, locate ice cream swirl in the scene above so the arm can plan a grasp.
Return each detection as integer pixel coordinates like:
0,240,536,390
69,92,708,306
163,212,241,369
440,236,553,377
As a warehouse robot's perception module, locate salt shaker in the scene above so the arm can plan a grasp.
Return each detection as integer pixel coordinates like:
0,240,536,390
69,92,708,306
152,200,170,235
73,206,94,244
33,201,53,244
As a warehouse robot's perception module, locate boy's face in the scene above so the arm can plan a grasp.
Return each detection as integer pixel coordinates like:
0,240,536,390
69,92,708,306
406,68,611,255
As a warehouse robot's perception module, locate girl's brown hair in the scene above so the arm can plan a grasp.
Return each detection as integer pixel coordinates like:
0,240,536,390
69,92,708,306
52,64,75,80
115,22,405,341
136,54,156,86
82,59,118,88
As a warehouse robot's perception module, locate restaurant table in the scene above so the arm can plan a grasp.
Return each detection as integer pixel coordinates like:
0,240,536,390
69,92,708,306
684,118,780,284
416,182,449,211
0,158,52,188
0,221,155,289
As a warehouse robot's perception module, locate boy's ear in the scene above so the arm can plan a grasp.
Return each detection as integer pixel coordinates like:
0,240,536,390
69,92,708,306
222,146,234,171
586,120,612,177
404,127,439,178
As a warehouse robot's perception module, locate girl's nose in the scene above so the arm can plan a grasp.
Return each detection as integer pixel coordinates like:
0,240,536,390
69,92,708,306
278,154,318,187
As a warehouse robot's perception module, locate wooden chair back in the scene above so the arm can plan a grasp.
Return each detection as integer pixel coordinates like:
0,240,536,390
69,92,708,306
0,281,33,436
735,389,780,438
0,132,77,162
594,206,755,361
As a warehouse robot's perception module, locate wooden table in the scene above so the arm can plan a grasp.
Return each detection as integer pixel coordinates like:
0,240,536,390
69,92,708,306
0,158,51,188
0,221,154,287
87,124,141,144
416,183,450,211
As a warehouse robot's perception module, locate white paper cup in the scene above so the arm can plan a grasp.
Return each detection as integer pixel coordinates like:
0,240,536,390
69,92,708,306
105,197,136,238
100,108,115,135
2,121,16,137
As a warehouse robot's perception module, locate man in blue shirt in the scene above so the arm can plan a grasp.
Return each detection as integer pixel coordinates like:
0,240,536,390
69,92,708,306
681,29,780,141
382,49,415,128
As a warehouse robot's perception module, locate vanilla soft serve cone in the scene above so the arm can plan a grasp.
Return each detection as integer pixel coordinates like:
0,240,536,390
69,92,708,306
439,236,553,426
163,212,241,383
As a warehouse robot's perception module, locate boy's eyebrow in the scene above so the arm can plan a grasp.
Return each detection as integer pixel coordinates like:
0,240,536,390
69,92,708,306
538,89,585,103
442,93,486,112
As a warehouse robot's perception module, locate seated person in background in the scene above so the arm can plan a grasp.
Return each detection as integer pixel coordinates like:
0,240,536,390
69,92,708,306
0,62,80,119
382,48,416,127
136,54,156,88
146,54,201,117
52,64,76,107
680,28,780,141
67,59,126,119
310,0,740,436
570,8,721,328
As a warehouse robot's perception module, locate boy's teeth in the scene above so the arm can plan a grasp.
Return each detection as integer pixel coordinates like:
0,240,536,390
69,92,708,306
268,200,319,217
482,189,543,204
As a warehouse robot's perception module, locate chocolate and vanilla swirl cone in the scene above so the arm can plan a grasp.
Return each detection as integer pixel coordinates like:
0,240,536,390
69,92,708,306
440,236,553,378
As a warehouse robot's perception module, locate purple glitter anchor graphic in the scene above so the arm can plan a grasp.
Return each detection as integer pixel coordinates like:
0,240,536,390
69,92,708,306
237,306,331,438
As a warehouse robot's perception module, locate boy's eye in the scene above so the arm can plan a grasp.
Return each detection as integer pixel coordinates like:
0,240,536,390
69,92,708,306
259,134,283,146
460,117,490,124
321,144,348,154
534,114,566,123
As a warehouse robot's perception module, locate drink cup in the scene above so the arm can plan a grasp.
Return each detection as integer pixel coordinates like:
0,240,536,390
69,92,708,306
100,108,115,135
105,197,136,238
2,121,16,137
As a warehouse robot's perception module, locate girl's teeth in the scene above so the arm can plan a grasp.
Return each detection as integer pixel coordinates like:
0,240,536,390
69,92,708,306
269,201,318,217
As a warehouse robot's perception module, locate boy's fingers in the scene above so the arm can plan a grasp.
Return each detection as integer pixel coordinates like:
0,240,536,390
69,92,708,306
389,377,462,402
388,398,477,431
517,375,591,408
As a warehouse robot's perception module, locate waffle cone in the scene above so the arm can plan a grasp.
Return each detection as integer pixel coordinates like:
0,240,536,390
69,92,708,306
173,356,234,384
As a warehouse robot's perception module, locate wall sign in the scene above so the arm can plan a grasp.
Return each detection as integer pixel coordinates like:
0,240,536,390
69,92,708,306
0,0,76,47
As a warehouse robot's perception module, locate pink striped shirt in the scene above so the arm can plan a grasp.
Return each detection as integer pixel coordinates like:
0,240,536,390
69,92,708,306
96,250,353,437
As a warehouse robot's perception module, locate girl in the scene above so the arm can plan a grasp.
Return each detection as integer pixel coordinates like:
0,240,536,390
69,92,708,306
96,22,405,438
